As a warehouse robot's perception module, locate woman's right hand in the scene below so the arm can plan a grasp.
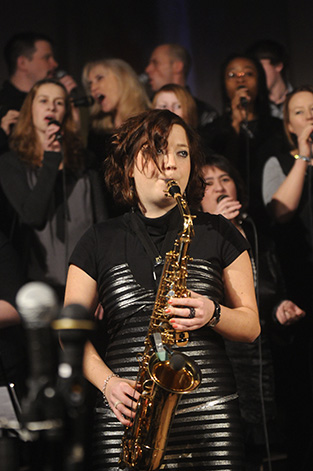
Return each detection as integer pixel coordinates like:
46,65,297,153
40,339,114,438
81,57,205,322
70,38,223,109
215,195,242,221
297,123,313,160
105,376,141,426
43,121,62,152
1,110,19,135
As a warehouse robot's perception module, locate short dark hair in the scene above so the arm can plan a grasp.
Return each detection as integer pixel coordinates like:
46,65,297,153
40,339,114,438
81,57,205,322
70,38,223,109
202,151,248,213
105,109,205,208
247,39,289,82
4,32,53,76
167,44,192,79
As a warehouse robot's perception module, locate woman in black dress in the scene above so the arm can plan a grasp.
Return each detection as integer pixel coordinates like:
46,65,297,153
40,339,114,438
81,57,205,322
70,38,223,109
0,78,107,301
64,109,260,470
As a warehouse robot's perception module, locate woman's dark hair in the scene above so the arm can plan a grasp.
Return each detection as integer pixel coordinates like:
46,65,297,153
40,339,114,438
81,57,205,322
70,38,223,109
202,151,248,213
283,85,313,148
220,53,271,122
105,109,205,208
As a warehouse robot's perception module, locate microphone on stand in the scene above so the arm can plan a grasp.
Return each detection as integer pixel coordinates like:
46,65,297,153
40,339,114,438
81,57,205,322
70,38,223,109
15,283,63,438
52,304,94,470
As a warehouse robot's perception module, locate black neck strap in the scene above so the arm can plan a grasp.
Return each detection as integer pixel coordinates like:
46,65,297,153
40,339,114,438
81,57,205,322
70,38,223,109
130,208,181,281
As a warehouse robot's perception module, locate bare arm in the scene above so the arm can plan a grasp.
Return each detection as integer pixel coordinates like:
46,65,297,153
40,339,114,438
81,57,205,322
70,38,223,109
64,264,140,425
168,251,260,343
267,125,313,222
270,158,308,222
0,300,21,327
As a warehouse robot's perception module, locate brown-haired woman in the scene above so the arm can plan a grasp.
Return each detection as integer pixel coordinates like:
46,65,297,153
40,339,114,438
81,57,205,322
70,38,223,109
0,78,107,301
64,109,259,470
152,83,198,128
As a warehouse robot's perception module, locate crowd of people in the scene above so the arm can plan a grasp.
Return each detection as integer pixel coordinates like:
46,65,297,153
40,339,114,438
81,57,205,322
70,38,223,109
0,32,312,471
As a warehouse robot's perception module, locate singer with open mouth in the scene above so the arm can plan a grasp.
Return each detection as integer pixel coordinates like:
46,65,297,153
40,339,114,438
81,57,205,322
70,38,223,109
64,109,260,470
0,78,107,301
200,53,285,232
82,59,151,169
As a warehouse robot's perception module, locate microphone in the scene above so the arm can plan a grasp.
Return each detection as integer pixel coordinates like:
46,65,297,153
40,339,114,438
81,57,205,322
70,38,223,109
52,304,94,469
48,118,62,142
138,73,149,85
217,194,228,203
15,283,62,429
71,95,94,107
238,85,248,108
310,131,313,142
216,194,249,221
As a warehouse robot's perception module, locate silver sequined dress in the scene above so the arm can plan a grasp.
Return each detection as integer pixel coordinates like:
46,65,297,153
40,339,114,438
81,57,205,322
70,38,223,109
69,207,249,470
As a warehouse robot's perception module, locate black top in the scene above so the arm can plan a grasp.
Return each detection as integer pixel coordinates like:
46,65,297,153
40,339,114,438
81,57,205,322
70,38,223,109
0,150,108,293
69,207,250,470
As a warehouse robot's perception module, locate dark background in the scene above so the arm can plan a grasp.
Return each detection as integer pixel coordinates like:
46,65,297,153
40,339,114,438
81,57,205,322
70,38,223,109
0,0,312,113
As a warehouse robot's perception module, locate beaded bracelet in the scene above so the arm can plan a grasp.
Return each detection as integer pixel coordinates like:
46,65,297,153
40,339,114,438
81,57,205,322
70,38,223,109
102,372,119,405
294,154,311,163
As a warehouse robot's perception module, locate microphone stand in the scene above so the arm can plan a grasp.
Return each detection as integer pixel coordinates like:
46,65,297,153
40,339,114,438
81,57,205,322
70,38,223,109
239,103,254,207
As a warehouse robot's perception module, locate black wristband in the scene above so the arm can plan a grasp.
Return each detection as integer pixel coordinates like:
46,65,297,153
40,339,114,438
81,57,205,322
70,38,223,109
207,299,221,328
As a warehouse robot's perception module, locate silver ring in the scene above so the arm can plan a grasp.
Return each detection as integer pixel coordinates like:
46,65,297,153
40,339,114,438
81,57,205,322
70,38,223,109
114,400,123,409
188,307,196,319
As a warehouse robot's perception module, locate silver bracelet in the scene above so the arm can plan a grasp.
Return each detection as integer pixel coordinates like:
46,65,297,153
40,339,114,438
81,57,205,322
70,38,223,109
294,154,311,163
102,373,119,404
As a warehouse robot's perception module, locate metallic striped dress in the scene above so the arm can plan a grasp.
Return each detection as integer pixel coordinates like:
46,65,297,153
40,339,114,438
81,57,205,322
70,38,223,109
69,208,249,470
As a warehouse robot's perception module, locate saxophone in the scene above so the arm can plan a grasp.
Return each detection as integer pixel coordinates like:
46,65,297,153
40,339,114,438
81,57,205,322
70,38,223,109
119,180,201,471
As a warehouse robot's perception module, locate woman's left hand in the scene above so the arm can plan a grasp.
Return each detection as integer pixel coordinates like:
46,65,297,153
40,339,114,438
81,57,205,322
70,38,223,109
167,290,215,330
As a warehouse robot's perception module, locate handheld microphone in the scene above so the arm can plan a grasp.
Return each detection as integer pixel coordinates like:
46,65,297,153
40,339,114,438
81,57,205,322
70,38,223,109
217,194,228,203
48,119,62,142
237,85,248,108
310,131,313,142
71,95,94,107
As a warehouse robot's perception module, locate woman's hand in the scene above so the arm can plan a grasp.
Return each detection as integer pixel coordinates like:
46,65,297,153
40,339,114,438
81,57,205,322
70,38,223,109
43,121,62,152
215,195,242,220
275,300,305,326
297,123,313,161
166,290,215,331
105,376,141,426
1,110,19,135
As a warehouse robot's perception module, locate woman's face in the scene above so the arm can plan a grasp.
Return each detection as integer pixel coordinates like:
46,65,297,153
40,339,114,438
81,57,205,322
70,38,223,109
287,91,313,138
131,124,191,217
201,165,237,213
87,65,121,113
32,83,66,134
153,91,184,119
224,57,258,103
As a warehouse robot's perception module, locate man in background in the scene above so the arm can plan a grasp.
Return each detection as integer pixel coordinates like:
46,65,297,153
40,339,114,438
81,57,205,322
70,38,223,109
145,43,218,128
247,39,292,119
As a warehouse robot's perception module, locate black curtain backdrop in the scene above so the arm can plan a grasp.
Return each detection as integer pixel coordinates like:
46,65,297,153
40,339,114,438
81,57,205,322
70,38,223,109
0,0,312,113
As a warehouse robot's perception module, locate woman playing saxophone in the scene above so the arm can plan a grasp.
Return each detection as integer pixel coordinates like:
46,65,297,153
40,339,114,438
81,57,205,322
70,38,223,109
64,109,260,470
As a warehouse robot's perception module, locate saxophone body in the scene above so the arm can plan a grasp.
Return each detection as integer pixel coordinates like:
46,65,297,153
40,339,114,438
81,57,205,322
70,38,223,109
119,180,201,471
